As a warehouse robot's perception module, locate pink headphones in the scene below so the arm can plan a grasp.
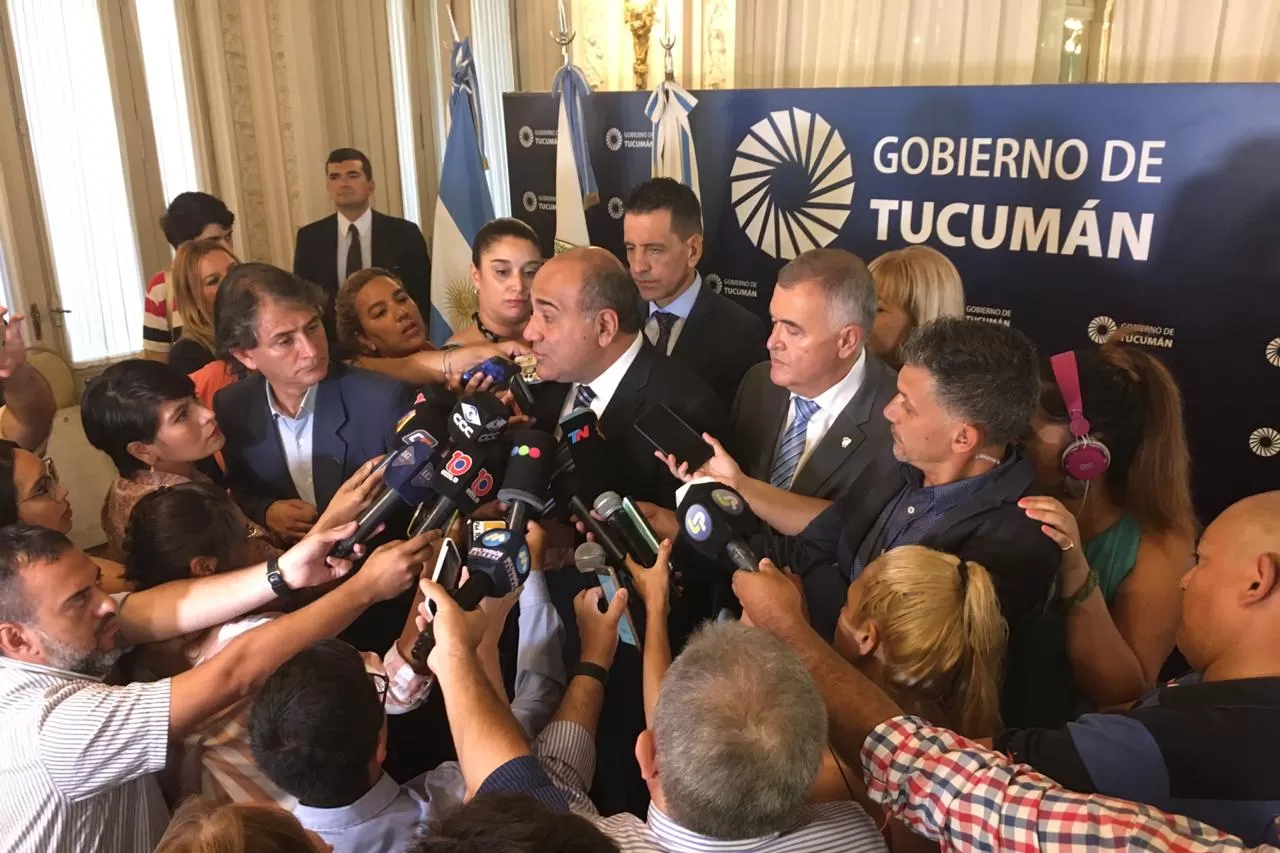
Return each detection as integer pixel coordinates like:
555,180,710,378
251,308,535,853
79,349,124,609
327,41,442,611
1049,351,1111,481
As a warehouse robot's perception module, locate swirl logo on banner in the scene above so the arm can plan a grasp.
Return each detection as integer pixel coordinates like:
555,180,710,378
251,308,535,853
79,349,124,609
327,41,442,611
502,85,1280,518
729,109,855,260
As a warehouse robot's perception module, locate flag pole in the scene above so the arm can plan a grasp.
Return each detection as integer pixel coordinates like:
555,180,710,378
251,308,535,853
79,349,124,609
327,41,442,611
552,0,574,68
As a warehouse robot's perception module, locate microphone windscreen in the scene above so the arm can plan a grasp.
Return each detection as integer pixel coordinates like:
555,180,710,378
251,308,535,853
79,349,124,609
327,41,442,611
593,490,624,520
468,528,531,596
573,541,608,574
449,392,512,448
497,429,555,512
676,482,756,560
380,441,440,506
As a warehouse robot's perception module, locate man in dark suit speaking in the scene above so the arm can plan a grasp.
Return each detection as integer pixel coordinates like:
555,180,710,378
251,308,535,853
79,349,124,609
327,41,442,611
293,148,431,341
524,246,725,508
624,177,767,407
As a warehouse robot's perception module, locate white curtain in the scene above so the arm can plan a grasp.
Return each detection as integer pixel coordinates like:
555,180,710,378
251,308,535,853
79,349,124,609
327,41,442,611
1107,0,1280,82
134,0,201,206
7,0,146,362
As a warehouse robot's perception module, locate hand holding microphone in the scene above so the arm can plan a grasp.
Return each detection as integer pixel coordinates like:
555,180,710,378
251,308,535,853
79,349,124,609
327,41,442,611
676,482,761,574
330,440,440,558
407,392,512,535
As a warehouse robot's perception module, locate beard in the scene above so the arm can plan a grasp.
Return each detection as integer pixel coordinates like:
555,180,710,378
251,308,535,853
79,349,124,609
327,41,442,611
35,627,123,679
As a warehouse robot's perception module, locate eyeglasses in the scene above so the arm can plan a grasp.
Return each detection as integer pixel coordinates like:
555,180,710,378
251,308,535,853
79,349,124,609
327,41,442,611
20,457,60,504
369,671,389,708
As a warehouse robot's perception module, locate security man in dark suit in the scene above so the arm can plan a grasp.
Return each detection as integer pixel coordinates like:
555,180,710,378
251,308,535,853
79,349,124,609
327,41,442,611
623,177,767,408
681,318,1072,729
293,148,431,342
524,246,724,817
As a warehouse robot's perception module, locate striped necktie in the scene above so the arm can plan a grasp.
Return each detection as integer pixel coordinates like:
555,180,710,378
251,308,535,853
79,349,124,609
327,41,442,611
770,397,820,489
573,384,596,410
652,311,679,355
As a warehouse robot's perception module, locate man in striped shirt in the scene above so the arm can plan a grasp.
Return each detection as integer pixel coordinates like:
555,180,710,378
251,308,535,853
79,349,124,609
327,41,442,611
534,607,888,853
0,521,434,853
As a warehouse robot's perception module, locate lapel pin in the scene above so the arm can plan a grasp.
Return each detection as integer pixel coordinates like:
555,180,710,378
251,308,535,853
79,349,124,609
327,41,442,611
841,436,852,448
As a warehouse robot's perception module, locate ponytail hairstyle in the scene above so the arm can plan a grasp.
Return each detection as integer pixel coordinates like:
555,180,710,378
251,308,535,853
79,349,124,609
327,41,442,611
1038,329,1196,541
855,545,1007,738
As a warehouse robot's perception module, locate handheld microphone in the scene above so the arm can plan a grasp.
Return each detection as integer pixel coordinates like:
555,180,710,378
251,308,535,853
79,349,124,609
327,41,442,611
497,429,555,532
559,407,611,495
574,542,639,647
411,528,531,664
448,391,512,448
677,483,760,574
594,491,659,567
408,445,504,536
331,441,440,558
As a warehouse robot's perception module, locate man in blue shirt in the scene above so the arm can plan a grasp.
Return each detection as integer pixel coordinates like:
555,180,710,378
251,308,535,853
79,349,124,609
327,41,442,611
997,490,1280,846
623,178,768,407
251,566,569,853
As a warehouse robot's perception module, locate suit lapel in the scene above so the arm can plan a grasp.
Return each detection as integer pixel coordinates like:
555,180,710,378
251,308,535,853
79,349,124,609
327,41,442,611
752,381,792,481
320,215,340,291
312,372,349,508
791,354,890,496
600,343,654,441
369,210,389,268
668,283,712,362
248,377,299,500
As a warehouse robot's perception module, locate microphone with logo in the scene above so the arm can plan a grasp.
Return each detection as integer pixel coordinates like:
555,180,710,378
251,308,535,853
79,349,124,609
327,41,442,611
330,439,441,559
556,408,631,570
411,527,531,665
406,393,512,535
676,482,761,574
497,429,556,532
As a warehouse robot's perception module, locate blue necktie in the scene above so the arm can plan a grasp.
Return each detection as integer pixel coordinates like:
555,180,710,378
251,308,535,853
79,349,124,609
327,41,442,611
770,397,820,489
652,311,679,355
573,384,596,410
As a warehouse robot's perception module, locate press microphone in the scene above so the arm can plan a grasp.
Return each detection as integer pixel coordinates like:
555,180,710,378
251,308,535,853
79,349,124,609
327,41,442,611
594,491,659,567
559,407,611,495
574,541,640,647
447,391,512,448
497,429,555,532
676,482,760,573
394,386,457,446
411,527,531,664
408,445,504,536
331,440,439,558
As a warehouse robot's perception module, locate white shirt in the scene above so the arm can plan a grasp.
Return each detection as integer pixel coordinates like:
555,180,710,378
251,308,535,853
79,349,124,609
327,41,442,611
560,333,645,422
780,349,867,481
644,273,702,355
267,382,318,506
336,206,374,285
0,657,173,853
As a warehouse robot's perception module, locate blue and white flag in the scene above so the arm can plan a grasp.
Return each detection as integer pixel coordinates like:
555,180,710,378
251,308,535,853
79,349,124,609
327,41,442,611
429,37,494,344
646,80,700,203
552,64,597,252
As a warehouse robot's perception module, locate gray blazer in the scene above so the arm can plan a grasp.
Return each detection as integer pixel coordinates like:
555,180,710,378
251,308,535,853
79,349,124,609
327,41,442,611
727,352,898,500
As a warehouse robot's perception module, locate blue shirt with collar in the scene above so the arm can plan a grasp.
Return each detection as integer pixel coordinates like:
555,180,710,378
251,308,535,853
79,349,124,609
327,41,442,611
267,382,318,507
645,274,702,355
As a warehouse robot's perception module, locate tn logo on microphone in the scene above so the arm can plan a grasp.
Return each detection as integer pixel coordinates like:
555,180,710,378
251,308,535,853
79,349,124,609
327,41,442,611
566,424,592,444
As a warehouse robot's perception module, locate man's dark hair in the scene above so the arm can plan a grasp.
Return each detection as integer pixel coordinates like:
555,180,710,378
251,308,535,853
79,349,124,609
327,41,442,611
624,177,702,238
81,359,198,477
214,262,327,355
0,440,21,527
411,792,620,853
0,523,73,623
326,147,373,181
124,482,248,589
249,639,383,808
160,192,234,250
899,317,1040,447
472,217,542,266
577,252,645,334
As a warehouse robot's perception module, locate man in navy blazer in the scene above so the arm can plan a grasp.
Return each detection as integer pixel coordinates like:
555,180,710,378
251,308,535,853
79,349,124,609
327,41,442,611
212,262,414,541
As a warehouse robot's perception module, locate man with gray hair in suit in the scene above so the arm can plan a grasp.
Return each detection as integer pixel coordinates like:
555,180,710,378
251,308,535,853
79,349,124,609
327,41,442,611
535,618,887,852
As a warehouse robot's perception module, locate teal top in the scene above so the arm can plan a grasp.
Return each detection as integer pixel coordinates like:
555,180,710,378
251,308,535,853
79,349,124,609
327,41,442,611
1083,513,1143,603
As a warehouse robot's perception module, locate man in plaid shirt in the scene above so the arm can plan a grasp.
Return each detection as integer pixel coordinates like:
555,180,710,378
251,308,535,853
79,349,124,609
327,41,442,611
733,555,1280,852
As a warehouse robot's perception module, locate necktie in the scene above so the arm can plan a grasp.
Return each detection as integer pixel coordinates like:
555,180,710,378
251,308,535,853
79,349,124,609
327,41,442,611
770,397,820,489
573,384,596,411
652,311,679,355
345,223,362,278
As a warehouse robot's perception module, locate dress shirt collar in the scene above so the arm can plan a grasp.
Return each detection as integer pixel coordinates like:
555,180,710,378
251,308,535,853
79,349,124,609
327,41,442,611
266,382,318,422
577,333,644,411
338,206,373,238
649,273,701,319
801,348,866,414
647,801,791,851
293,772,399,832
0,655,104,683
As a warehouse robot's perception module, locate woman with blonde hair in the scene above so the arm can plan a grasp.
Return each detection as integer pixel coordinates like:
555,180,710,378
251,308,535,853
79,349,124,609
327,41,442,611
1020,333,1197,709
156,798,330,853
169,238,239,376
866,245,965,365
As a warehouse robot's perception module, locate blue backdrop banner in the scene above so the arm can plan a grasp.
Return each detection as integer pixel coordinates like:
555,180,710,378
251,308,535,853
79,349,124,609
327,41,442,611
503,84,1280,519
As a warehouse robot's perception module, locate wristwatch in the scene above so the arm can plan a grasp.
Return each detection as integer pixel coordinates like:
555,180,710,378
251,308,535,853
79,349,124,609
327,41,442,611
266,556,292,597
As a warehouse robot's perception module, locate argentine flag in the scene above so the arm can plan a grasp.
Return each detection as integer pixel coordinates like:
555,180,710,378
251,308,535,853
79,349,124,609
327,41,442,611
646,79,700,203
429,38,494,344
552,64,597,252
